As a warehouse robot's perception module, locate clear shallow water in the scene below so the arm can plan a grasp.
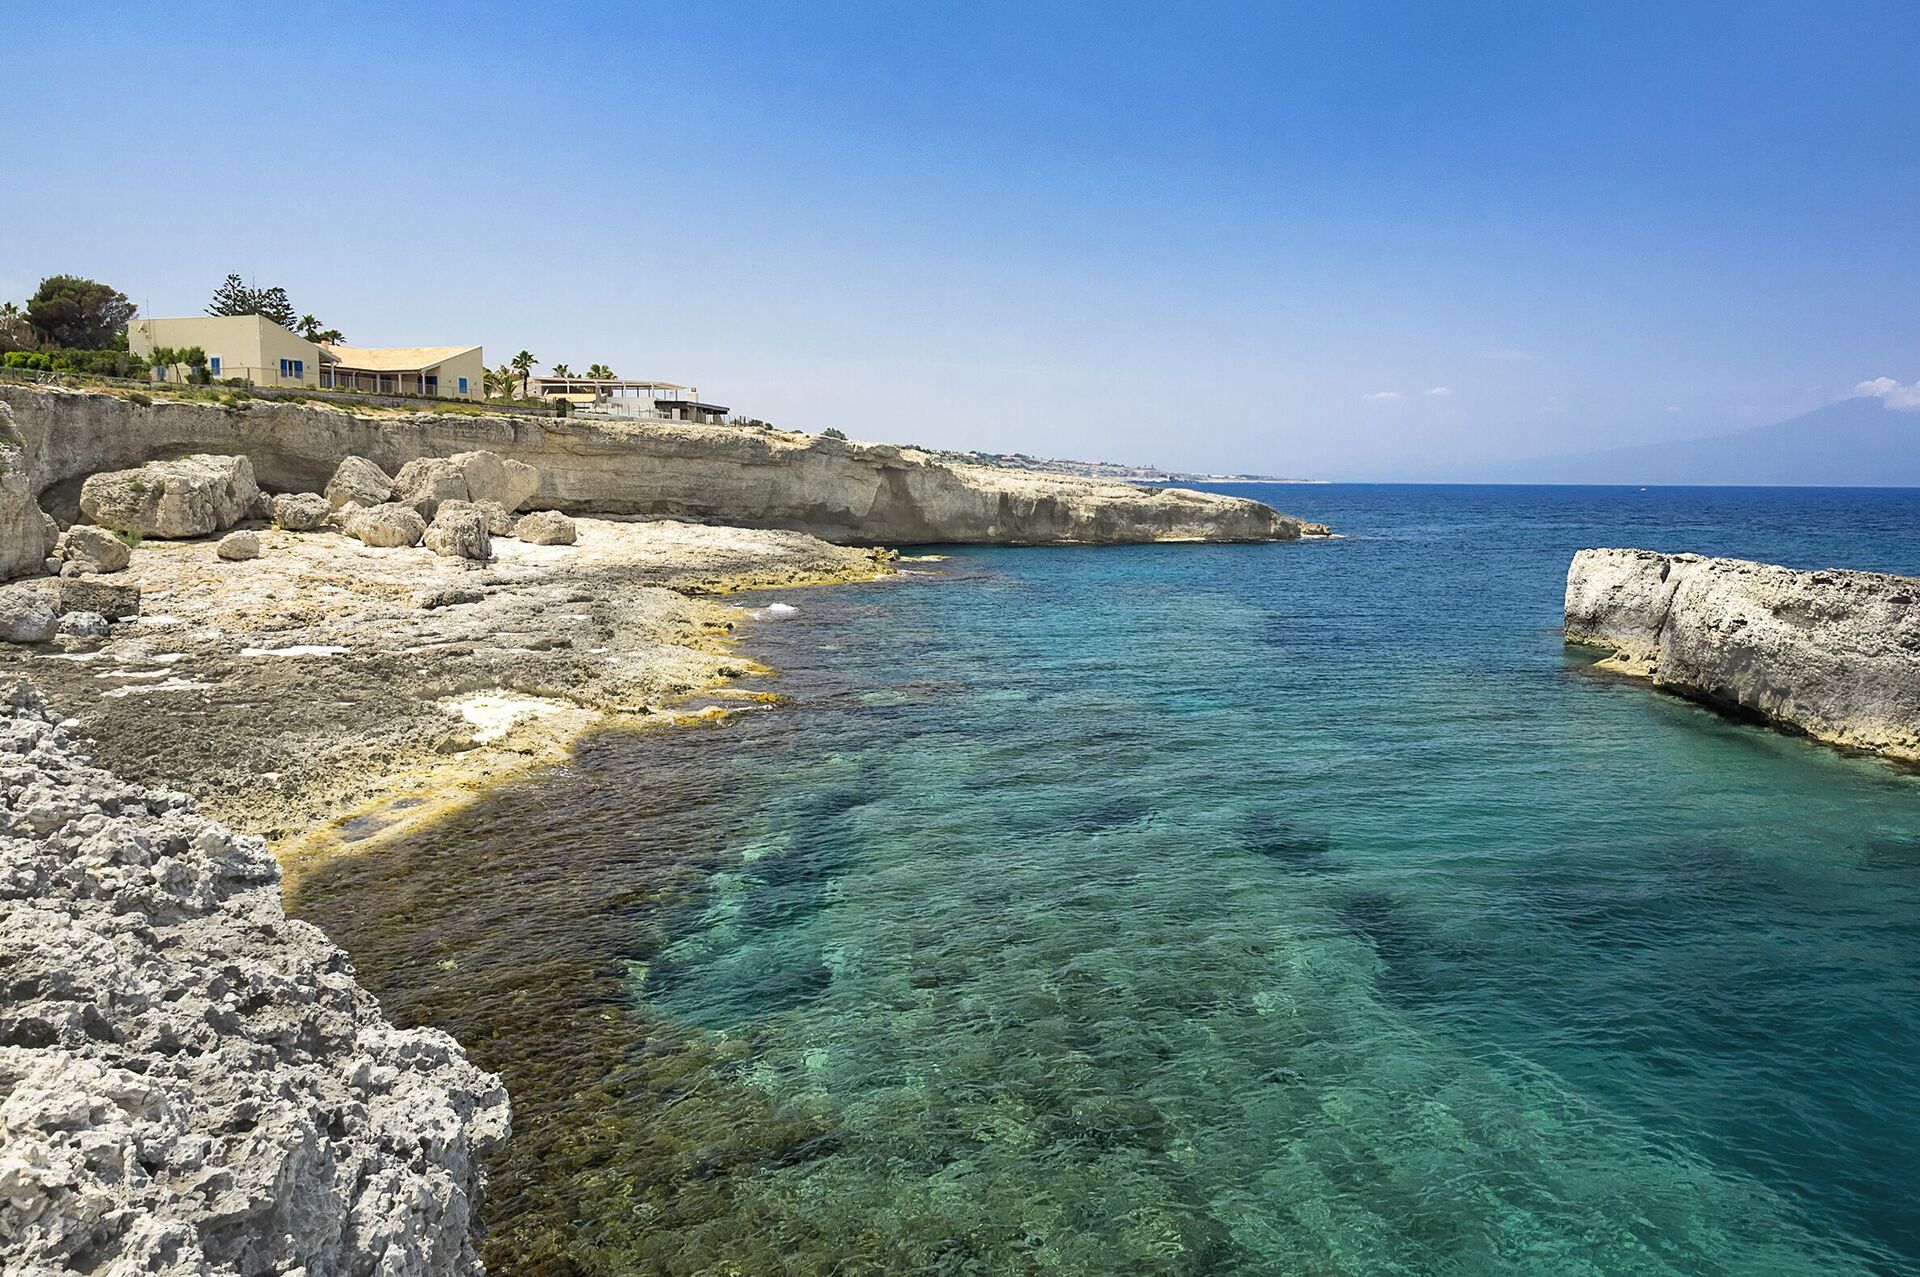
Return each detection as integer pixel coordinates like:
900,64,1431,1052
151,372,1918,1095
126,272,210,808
295,485,1920,1275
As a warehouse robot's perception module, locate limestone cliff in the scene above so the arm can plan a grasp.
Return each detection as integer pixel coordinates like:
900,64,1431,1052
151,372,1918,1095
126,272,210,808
0,681,508,1275
1565,548,1920,764
0,386,1304,545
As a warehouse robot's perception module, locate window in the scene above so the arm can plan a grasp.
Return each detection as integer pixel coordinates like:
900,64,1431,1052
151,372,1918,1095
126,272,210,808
279,358,290,378
292,359,304,378
209,356,220,376
425,375,439,396
458,376,468,395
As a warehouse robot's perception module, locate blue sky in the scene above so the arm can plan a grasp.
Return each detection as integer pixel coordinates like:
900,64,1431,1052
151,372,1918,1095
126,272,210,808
6,1,1919,478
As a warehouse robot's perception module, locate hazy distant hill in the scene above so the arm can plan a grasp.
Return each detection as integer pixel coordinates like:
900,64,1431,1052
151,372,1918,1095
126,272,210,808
1501,397,1920,486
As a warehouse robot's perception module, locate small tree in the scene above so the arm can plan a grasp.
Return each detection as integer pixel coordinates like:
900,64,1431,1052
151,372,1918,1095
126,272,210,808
25,275,137,350
0,302,35,353
511,350,535,398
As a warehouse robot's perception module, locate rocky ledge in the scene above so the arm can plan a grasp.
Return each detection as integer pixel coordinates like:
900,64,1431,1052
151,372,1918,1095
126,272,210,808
0,681,509,1275
1565,548,1920,764
0,385,1310,546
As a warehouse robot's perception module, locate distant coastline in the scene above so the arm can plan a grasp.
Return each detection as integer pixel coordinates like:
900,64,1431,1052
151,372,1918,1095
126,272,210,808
935,447,1322,485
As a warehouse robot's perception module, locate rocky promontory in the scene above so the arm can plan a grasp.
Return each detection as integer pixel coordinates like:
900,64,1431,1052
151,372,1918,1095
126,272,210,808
0,680,509,1275
0,385,1306,546
1565,548,1920,763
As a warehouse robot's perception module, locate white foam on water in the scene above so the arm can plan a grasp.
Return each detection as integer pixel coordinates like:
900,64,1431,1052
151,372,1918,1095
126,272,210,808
750,602,799,620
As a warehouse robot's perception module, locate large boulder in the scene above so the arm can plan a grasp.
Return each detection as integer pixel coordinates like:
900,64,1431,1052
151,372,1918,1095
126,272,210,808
324,456,393,511
78,455,259,539
424,507,491,561
0,583,56,643
56,525,130,574
217,530,261,561
344,502,427,548
393,457,470,518
514,510,577,546
435,498,514,536
453,451,541,512
271,491,331,531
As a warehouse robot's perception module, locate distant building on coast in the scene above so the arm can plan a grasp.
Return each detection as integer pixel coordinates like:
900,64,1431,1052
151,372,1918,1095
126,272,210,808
129,315,484,401
528,375,729,423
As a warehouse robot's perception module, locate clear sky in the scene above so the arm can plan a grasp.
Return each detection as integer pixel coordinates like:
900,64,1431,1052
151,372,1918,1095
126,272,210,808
7,2,1918,478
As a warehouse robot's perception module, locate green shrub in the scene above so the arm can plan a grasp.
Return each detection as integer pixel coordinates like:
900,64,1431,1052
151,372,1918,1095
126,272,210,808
125,391,152,406
820,427,847,440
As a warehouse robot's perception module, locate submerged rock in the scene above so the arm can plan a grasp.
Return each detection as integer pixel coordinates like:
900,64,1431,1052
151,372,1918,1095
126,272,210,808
514,509,577,546
345,502,428,549
0,680,508,1275
1565,548,1920,764
78,455,259,539
271,491,331,531
325,455,394,511
425,507,491,560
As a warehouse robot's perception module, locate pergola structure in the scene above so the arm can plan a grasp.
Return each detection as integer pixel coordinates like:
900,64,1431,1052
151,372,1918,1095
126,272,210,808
528,376,730,423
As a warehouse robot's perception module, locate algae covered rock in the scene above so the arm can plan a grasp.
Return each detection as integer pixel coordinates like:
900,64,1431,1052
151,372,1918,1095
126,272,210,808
77,454,259,539
325,455,394,511
345,502,428,548
425,507,491,560
514,509,577,546
271,491,330,531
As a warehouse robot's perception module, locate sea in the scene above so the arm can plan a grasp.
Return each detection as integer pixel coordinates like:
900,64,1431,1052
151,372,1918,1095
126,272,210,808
291,484,1920,1276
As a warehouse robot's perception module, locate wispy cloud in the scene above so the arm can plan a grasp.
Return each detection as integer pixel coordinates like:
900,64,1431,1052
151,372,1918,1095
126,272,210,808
1483,349,1533,362
1426,386,1451,397
1361,390,1402,402
1855,376,1920,410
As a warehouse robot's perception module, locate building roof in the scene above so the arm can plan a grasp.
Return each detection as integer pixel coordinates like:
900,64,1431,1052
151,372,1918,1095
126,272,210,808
531,376,689,391
320,343,480,371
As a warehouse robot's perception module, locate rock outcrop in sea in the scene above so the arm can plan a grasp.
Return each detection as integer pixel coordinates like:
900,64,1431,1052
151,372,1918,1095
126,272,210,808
1565,548,1920,763
0,680,509,1275
0,385,1305,545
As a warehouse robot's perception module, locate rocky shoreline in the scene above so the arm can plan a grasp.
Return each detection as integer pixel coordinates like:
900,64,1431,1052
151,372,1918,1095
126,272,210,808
0,680,509,1275
1565,547,1920,764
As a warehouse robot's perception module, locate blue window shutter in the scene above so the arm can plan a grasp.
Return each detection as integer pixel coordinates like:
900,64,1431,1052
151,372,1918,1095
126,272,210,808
210,357,220,375
458,377,468,394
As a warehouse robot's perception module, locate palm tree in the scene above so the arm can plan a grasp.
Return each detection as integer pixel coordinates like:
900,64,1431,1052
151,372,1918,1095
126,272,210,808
551,363,573,382
485,364,514,399
511,350,535,399
586,362,614,380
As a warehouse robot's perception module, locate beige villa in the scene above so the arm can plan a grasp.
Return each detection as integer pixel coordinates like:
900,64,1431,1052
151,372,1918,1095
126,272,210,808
129,315,484,401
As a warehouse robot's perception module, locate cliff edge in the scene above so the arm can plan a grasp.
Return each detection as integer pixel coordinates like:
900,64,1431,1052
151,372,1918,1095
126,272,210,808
0,680,509,1275
0,385,1305,546
1565,548,1920,764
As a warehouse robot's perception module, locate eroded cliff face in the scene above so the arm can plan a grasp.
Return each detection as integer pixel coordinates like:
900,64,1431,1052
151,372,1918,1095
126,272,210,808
0,386,1303,545
1565,548,1920,764
0,681,509,1276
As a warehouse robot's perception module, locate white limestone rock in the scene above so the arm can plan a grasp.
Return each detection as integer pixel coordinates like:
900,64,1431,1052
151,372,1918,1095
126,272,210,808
344,503,428,549
513,510,577,546
393,457,471,518
424,508,491,561
54,610,109,638
78,455,259,539
0,583,56,643
57,525,131,574
1565,548,1920,764
271,491,330,531
436,498,515,536
324,455,394,511
215,530,261,561
452,451,541,513
0,681,508,1276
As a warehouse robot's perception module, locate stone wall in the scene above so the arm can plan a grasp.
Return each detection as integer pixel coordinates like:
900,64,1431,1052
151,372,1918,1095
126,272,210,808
1565,547,1920,764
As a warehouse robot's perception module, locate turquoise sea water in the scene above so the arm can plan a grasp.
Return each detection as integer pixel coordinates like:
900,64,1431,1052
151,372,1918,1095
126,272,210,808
302,485,1920,1274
